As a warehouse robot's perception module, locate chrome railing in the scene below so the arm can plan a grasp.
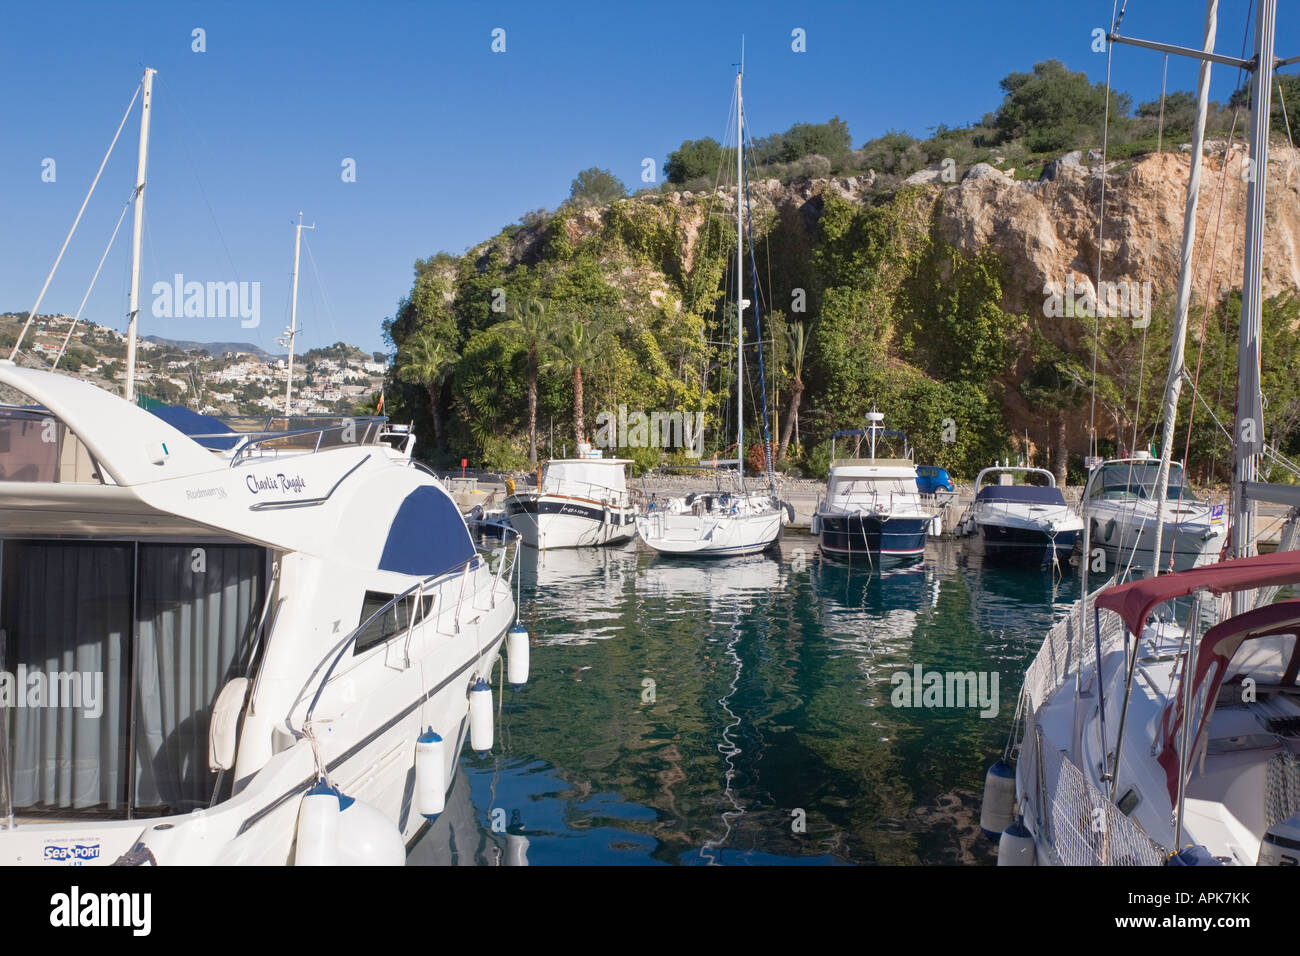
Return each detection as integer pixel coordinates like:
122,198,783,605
819,490,931,516
299,521,521,731
226,416,391,467
526,476,630,507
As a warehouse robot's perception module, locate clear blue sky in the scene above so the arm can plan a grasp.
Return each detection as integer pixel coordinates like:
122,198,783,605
1,0,1293,355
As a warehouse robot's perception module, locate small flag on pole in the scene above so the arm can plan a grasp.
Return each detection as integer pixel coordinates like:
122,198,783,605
377,391,385,413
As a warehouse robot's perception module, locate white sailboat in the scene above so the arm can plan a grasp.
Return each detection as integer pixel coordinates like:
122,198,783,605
636,60,785,558
986,0,1300,866
0,68,526,866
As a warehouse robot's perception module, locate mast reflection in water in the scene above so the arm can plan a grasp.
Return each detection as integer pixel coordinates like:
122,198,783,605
408,536,1079,865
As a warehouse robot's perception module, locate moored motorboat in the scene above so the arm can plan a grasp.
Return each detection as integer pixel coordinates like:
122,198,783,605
504,452,637,549
1081,455,1225,573
959,465,1082,565
812,413,934,564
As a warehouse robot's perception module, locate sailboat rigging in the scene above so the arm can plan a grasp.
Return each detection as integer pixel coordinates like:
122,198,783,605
636,54,787,558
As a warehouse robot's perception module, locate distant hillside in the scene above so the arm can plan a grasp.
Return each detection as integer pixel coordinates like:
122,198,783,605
142,334,284,360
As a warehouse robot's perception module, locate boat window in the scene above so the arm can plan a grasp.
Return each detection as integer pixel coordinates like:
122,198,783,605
1089,463,1197,502
0,409,100,484
1117,789,1140,816
0,540,265,819
354,590,437,655
832,478,918,497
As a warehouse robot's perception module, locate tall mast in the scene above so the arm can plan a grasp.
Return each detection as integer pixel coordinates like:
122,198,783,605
123,66,155,403
735,65,744,477
1149,0,1218,576
282,211,314,419
1234,0,1275,598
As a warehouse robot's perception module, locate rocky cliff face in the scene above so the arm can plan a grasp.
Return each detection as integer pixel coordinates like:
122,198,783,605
541,144,1300,325
937,145,1300,319
450,143,1300,467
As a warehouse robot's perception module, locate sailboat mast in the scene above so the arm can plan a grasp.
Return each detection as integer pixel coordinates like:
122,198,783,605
123,67,155,403
1149,0,1217,577
1234,0,1275,596
736,67,744,478
283,212,314,419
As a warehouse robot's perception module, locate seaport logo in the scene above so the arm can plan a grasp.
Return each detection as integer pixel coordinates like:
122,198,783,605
245,472,307,496
890,664,999,718
151,273,261,328
0,666,104,719
1043,274,1153,328
593,405,705,457
43,842,101,864
49,886,151,937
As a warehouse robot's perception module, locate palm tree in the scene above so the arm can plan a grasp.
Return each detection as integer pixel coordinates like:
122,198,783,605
1020,330,1088,486
499,298,554,465
397,328,459,448
553,315,611,451
776,319,809,464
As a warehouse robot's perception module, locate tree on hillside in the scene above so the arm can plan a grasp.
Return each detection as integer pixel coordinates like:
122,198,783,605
665,137,724,184
1019,330,1088,485
568,167,627,207
1136,90,1199,138
777,319,809,463
397,328,459,448
755,117,852,166
1229,72,1300,138
552,315,613,449
499,297,556,465
994,60,1131,152
858,130,924,176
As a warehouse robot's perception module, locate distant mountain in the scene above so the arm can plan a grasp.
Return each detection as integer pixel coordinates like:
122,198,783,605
142,334,287,360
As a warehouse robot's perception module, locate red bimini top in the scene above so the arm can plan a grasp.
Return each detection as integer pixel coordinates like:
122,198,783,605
1095,550,1300,636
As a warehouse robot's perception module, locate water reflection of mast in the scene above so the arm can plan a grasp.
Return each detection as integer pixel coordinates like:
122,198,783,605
699,612,746,865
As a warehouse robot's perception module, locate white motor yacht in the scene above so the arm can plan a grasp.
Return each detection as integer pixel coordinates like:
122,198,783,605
959,465,1082,565
503,453,637,549
812,413,935,564
0,365,522,865
1081,455,1225,574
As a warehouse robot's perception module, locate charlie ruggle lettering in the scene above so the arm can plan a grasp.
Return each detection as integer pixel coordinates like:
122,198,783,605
245,473,308,495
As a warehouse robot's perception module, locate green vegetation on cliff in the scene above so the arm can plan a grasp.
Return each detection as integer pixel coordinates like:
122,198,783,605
382,58,1300,482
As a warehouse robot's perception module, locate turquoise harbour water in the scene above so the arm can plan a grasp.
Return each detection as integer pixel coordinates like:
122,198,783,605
409,533,1081,866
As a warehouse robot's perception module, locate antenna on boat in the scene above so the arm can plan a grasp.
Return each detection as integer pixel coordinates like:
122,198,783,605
123,67,155,403
279,212,315,420
866,409,884,460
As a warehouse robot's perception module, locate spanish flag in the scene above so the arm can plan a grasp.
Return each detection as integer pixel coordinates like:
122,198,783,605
377,390,385,413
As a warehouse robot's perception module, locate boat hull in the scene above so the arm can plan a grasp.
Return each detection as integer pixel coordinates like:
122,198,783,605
1087,512,1224,572
636,508,783,557
978,522,1078,565
505,494,636,549
815,513,929,563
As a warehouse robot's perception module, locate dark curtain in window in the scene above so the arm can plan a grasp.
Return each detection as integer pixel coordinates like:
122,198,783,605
1,542,131,811
133,544,263,813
